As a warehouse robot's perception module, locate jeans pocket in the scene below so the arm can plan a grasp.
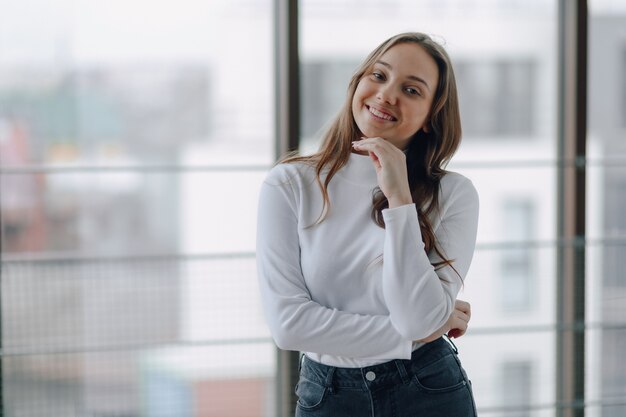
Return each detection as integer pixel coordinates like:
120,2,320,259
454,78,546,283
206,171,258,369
295,377,328,410
412,352,468,394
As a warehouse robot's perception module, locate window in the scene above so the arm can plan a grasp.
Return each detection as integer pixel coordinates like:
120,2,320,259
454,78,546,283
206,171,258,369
3,1,622,416
455,60,535,138
0,1,275,416
299,1,557,416
589,3,626,416
301,60,359,144
604,180,626,288
500,360,533,417
500,199,535,312
622,47,626,128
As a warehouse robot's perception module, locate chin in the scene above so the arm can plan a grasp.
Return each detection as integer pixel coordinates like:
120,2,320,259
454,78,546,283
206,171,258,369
357,124,381,139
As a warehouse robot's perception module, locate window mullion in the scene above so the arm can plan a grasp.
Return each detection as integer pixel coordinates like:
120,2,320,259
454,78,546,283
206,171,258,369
556,1,588,416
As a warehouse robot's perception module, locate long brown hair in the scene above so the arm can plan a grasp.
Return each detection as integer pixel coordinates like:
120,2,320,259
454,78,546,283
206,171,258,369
282,32,463,272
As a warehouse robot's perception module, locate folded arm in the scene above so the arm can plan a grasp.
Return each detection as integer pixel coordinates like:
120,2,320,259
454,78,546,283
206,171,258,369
256,169,413,360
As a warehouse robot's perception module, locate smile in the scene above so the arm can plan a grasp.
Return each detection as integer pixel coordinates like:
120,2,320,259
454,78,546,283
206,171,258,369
367,105,397,122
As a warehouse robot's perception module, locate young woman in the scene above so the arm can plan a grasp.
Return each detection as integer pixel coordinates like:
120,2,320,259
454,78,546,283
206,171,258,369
257,32,479,416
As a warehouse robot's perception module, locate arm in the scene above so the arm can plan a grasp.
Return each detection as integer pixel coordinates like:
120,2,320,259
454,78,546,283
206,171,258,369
256,167,413,360
382,178,479,340
418,299,472,343
353,139,479,341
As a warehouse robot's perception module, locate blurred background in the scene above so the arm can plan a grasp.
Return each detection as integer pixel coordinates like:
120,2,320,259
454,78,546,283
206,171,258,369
0,0,624,416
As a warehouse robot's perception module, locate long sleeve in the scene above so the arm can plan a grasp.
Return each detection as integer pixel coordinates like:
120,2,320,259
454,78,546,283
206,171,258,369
381,175,479,340
256,167,413,360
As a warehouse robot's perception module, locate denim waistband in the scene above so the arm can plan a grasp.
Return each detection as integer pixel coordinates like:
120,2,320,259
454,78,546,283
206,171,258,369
299,337,458,391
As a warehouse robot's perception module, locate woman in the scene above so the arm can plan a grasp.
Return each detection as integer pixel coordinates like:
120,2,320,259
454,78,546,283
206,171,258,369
257,32,479,416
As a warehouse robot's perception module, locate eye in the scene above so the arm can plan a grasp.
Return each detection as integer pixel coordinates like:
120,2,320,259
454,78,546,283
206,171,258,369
372,71,385,81
405,87,422,96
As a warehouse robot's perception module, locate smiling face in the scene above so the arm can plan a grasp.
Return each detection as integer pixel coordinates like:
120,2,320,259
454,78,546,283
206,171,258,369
351,42,439,150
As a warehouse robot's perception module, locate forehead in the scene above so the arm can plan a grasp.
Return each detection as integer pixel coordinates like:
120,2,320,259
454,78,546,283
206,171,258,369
377,43,439,86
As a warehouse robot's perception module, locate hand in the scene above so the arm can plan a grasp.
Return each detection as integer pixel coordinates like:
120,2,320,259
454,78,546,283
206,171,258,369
352,137,412,207
416,299,471,343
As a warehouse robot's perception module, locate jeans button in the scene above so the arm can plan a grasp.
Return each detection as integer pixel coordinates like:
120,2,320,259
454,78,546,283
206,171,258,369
365,371,376,381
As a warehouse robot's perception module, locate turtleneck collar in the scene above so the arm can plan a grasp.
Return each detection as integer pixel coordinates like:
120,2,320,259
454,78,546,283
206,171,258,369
337,151,378,185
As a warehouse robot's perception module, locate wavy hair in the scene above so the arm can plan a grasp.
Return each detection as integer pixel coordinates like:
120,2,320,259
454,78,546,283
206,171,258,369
282,32,462,272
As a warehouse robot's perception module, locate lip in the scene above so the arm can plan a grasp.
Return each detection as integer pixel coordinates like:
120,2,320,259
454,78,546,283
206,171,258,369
366,104,397,122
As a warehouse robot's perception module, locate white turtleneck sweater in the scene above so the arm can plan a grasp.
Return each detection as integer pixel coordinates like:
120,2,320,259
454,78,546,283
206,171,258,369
256,152,479,367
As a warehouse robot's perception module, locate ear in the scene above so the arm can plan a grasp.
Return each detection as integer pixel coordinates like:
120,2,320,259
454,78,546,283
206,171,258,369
422,120,431,133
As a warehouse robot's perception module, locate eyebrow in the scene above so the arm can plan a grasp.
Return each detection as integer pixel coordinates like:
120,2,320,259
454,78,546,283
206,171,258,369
375,60,431,91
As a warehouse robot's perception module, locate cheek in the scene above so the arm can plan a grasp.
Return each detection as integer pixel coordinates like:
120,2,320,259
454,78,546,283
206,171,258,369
353,79,376,102
351,86,365,115
352,83,365,104
406,104,430,126
351,94,358,114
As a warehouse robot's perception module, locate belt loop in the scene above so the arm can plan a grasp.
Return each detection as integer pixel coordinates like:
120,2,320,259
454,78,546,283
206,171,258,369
443,334,459,354
324,366,336,393
394,360,410,384
298,353,305,373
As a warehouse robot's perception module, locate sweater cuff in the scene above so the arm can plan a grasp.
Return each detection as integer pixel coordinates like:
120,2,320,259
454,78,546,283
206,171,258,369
382,203,416,222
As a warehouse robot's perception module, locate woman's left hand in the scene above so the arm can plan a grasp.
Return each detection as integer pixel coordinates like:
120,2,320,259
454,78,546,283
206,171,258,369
352,137,412,208
416,299,472,343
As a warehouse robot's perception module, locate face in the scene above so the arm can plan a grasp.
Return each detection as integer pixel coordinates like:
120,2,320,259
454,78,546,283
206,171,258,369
351,42,439,150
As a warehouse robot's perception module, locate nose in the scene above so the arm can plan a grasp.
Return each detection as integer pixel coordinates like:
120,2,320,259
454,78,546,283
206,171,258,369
376,84,397,105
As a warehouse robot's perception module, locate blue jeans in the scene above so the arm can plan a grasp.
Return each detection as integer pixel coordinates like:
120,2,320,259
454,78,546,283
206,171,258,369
295,337,477,417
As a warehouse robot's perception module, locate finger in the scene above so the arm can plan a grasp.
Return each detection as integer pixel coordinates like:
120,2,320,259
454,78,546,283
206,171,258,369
354,144,403,171
352,144,394,170
448,313,467,327
447,317,469,338
352,140,390,155
448,310,470,327
352,137,401,155
448,328,465,338
368,151,381,169
452,308,470,322
457,311,470,324
450,313,471,338
454,303,471,323
454,299,471,315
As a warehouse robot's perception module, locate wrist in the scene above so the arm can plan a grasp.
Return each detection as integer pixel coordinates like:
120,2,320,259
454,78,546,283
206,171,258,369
387,194,413,208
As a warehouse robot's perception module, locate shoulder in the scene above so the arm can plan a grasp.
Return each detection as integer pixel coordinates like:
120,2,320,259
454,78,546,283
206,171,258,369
439,171,479,208
263,160,317,188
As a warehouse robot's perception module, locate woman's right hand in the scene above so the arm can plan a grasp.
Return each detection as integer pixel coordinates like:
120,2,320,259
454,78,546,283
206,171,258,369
351,137,413,208
416,299,471,343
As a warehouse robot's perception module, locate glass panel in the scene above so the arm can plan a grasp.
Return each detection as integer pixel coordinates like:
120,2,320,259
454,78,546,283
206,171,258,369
458,331,556,416
479,410,557,417
464,245,556,329
586,326,626,417
587,243,626,417
462,249,556,417
450,165,557,245
589,0,626,159
587,163,626,242
456,60,535,137
0,169,266,257
300,1,558,415
586,404,626,417
2,255,273,415
0,0,274,166
299,0,557,159
3,343,276,417
588,2,626,415
1,1,275,416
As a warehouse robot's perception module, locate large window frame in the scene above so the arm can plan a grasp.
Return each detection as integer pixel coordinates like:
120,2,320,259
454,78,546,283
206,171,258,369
0,0,605,416
274,1,588,417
